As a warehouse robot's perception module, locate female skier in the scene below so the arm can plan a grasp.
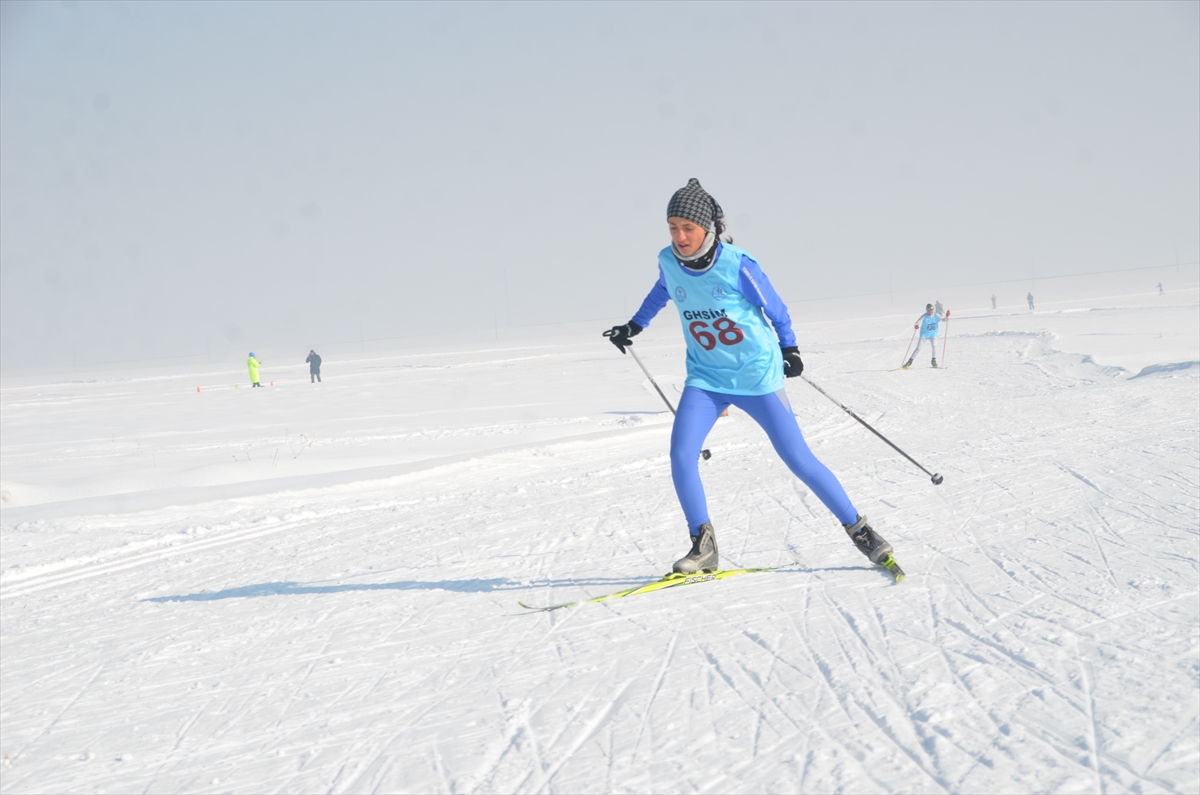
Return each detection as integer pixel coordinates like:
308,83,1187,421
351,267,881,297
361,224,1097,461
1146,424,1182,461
605,179,894,574
903,304,947,369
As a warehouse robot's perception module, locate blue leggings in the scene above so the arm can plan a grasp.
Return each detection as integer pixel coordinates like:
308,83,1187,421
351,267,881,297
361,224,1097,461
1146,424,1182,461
670,386,859,532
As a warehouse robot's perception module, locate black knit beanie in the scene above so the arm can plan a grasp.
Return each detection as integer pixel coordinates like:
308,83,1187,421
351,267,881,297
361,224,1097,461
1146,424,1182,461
667,178,724,231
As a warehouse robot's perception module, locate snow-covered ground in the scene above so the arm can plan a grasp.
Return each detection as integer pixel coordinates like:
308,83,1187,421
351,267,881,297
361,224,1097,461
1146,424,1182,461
2,273,1198,794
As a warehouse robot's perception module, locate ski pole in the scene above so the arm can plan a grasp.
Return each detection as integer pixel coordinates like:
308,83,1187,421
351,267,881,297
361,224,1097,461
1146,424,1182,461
625,344,711,461
801,376,942,485
900,326,917,368
941,311,950,366
627,345,675,415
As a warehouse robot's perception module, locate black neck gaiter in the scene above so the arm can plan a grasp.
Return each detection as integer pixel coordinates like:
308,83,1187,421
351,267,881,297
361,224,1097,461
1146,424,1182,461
673,232,719,271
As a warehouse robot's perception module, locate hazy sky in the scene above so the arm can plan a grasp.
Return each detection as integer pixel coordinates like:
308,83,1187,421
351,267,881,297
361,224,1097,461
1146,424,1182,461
2,1,1197,368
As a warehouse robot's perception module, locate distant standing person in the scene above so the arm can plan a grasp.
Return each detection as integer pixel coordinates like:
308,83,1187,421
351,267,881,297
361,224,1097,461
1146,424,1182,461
1158,282,1164,295
903,304,946,369
991,294,997,309
306,349,323,383
247,352,262,387
1027,292,1035,310
934,300,944,316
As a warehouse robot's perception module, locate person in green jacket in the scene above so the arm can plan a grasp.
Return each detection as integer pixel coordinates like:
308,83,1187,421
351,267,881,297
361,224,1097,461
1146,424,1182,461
247,352,262,387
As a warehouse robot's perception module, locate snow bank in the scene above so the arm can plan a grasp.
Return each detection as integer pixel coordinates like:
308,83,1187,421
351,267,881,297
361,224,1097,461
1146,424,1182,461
1130,361,1200,379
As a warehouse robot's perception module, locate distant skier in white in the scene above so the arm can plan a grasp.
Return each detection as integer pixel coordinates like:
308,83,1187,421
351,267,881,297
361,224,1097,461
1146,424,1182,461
1027,292,1035,310
1158,282,1164,295
904,304,946,369
991,294,997,309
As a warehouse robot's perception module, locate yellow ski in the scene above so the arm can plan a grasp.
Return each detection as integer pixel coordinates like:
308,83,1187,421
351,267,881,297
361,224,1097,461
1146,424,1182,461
518,555,905,612
517,565,792,612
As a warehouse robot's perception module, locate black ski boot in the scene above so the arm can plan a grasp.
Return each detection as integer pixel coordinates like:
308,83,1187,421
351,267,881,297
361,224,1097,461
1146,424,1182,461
931,357,938,368
843,515,893,564
673,522,718,574
902,358,913,369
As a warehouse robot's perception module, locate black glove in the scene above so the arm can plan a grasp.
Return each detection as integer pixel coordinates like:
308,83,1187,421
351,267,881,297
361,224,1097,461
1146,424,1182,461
603,321,642,354
781,346,804,377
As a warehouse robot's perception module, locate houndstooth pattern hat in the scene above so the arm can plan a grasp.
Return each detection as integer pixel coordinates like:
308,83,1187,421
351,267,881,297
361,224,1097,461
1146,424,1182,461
667,178,724,230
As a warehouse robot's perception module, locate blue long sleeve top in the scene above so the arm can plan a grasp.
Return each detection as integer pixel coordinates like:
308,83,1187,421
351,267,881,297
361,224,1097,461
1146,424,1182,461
631,245,797,348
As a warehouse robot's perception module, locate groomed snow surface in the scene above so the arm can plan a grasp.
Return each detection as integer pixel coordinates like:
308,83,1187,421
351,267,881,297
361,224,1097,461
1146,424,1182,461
2,278,1198,794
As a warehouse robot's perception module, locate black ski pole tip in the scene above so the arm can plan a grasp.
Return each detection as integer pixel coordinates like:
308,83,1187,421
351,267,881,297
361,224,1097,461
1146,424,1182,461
701,449,712,460
931,473,944,485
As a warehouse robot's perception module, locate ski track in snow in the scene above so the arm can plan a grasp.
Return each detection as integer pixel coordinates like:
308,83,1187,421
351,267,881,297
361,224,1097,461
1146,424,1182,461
1,288,1198,794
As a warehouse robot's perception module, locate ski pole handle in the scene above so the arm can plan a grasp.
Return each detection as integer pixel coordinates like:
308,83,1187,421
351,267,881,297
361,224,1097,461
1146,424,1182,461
801,376,942,485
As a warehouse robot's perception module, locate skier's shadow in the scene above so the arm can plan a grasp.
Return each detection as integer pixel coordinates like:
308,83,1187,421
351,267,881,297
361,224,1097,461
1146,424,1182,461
144,567,878,604
142,575,652,603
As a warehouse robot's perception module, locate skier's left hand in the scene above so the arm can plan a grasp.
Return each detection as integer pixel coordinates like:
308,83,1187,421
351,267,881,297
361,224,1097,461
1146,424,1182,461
781,346,804,377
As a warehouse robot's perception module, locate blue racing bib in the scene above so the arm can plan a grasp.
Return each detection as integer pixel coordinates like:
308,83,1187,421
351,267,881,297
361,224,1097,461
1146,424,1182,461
919,313,941,338
657,243,784,395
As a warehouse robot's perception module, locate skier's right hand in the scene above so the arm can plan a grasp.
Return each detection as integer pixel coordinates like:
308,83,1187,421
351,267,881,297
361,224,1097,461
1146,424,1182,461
781,346,804,377
603,321,642,354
